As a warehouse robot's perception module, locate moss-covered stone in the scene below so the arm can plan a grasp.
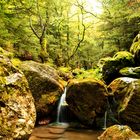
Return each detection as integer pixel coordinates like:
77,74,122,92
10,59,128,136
0,47,13,59
108,77,137,99
0,53,36,139
19,61,64,123
119,66,140,78
102,51,135,84
108,77,137,113
66,78,108,127
98,125,140,140
97,57,112,70
130,40,140,65
108,77,140,129
118,79,140,129
57,66,73,81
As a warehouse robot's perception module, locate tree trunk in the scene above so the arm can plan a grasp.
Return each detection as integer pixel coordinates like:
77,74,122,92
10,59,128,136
39,37,48,63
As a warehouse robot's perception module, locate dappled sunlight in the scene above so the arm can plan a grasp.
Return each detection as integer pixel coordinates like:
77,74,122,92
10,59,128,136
85,0,103,14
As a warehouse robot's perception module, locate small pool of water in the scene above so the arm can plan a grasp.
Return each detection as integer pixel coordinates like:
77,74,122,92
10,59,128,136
29,124,103,140
60,129,102,140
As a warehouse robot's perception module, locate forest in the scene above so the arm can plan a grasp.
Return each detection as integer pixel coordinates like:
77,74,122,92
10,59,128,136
1,0,140,68
1,0,140,140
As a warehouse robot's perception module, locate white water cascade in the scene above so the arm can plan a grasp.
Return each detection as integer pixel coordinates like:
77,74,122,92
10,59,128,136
103,111,107,130
56,87,67,123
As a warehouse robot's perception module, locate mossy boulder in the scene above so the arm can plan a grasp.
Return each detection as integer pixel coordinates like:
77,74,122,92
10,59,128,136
108,77,137,101
108,77,137,114
118,79,140,129
66,79,108,127
97,57,112,71
130,39,140,65
102,51,135,84
108,77,140,129
119,66,140,78
98,125,140,140
0,47,13,59
57,66,73,81
0,54,36,139
19,61,64,123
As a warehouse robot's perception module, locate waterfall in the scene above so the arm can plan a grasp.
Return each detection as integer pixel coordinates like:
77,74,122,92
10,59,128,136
103,111,107,130
56,87,67,123
102,97,120,130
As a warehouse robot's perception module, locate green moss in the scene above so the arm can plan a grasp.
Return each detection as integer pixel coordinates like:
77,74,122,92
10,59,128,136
0,47,4,54
102,51,135,84
119,67,140,78
72,68,102,80
98,57,112,69
113,51,134,60
40,93,57,104
0,47,13,59
130,40,140,54
68,78,106,89
11,58,22,67
58,66,71,73
98,125,140,140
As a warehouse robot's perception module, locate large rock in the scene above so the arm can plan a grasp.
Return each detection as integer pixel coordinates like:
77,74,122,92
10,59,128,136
119,79,140,129
19,61,64,122
108,77,140,129
0,51,36,139
98,125,140,140
107,77,137,124
130,38,140,65
66,79,108,127
102,51,135,84
108,77,137,103
119,66,140,78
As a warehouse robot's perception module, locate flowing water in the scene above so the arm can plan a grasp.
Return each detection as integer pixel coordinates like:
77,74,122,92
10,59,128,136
56,87,67,123
103,111,107,130
29,88,104,140
29,80,140,140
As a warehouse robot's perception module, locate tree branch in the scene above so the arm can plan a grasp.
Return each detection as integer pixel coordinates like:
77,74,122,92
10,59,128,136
36,0,44,30
67,1,86,62
29,17,40,39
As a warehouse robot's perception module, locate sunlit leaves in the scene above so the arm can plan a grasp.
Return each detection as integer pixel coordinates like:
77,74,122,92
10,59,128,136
98,0,140,50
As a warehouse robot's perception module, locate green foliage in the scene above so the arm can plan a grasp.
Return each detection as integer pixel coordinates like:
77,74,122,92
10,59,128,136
98,0,140,51
11,58,22,67
58,66,72,73
130,41,140,54
72,68,102,80
0,0,140,69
